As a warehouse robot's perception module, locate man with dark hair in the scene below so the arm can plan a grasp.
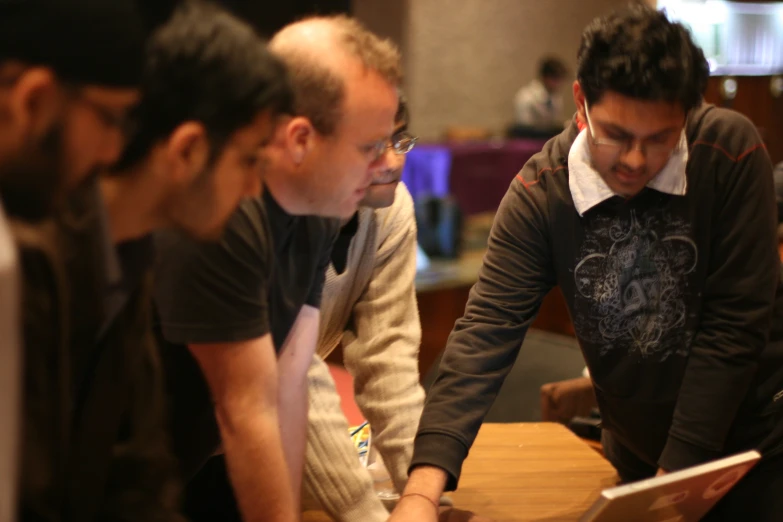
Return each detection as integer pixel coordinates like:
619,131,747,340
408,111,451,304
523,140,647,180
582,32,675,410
392,5,783,521
104,0,292,241
513,55,569,130
153,14,401,522
0,1,149,520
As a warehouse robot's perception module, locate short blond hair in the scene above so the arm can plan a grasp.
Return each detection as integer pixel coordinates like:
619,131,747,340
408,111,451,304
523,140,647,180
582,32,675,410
270,15,402,135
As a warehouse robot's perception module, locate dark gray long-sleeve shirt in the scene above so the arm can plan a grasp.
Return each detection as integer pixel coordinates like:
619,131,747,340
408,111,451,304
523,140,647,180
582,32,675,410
412,104,783,490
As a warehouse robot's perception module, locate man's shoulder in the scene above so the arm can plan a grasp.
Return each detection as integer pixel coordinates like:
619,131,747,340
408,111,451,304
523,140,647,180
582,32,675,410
688,104,764,160
512,125,575,197
155,197,270,271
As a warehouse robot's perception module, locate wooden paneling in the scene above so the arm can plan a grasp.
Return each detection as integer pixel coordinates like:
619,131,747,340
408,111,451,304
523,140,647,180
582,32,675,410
705,76,783,164
416,285,473,379
416,286,575,380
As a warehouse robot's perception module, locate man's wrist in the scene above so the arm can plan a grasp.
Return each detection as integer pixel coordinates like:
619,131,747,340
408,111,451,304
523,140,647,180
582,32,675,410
403,465,448,504
399,492,439,513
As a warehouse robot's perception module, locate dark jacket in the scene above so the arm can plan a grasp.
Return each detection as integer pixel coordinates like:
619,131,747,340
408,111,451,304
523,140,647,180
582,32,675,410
14,181,185,522
412,104,783,490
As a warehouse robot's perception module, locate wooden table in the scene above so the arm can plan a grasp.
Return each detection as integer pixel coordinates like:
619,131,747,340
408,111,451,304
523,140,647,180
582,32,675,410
303,423,618,522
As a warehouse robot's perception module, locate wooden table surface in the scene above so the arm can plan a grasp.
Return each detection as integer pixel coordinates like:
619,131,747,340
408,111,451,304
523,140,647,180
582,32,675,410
303,423,619,522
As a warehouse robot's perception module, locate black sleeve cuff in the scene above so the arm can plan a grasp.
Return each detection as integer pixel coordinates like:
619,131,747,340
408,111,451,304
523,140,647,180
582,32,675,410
658,434,722,472
409,432,469,492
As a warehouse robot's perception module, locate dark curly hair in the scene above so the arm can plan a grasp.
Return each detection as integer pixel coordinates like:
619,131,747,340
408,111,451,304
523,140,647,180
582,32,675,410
114,0,293,171
577,2,709,112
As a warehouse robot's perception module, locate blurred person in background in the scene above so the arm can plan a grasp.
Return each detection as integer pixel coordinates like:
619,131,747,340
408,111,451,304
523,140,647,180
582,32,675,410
513,56,569,131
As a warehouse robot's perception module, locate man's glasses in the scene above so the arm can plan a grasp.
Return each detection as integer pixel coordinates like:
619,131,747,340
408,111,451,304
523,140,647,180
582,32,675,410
362,130,418,162
388,130,417,155
584,103,680,162
67,87,139,138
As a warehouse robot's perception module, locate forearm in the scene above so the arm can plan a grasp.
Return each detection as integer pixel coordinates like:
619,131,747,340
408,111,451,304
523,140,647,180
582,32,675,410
219,411,298,522
278,375,309,507
411,181,553,490
304,357,389,522
345,297,424,494
348,341,423,493
277,305,321,508
402,466,448,504
343,190,426,493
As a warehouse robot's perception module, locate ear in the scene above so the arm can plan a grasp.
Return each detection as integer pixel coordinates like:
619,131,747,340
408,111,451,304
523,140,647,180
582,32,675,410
285,116,316,165
573,81,586,125
165,122,210,186
8,67,61,139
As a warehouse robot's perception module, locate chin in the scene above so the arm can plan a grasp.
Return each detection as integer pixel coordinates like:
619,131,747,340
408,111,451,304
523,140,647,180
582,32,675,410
359,183,397,209
185,218,229,241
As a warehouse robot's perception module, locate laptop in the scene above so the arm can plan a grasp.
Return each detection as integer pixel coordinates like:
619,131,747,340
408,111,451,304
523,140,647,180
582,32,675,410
580,450,761,522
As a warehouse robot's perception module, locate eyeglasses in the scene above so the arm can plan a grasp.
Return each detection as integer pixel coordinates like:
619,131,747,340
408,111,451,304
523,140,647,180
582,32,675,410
388,131,418,155
361,130,419,162
66,87,139,138
584,103,680,162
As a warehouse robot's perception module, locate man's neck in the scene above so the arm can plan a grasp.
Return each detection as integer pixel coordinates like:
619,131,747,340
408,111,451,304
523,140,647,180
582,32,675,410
264,171,310,216
101,168,166,244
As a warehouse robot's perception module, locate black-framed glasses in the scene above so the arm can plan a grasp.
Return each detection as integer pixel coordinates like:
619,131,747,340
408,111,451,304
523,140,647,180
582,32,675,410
388,130,417,155
65,86,139,138
584,103,680,162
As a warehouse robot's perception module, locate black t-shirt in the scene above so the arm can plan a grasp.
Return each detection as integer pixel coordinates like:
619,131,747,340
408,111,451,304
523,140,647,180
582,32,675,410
153,188,339,477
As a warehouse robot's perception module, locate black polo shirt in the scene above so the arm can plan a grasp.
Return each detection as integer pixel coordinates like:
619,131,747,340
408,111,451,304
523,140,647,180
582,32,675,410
153,188,340,478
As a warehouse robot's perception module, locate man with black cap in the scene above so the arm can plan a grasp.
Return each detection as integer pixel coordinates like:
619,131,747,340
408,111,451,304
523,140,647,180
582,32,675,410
0,1,161,521
0,0,148,220
0,1,150,520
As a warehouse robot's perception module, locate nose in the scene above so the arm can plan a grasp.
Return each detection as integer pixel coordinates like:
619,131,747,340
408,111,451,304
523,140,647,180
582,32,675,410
386,149,404,173
369,147,391,173
619,145,646,171
99,127,125,166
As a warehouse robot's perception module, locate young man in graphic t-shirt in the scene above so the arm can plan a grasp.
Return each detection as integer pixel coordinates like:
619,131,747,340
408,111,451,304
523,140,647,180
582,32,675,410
153,15,402,522
391,5,783,522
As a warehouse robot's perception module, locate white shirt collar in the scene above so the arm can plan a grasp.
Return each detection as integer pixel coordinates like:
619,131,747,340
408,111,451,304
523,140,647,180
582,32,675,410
568,128,688,217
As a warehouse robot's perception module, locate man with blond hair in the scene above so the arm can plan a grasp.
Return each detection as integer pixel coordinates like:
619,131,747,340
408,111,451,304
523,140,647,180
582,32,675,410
153,14,402,522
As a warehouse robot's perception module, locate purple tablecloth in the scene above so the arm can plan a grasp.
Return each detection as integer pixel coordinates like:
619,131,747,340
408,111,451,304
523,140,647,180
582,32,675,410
401,139,547,215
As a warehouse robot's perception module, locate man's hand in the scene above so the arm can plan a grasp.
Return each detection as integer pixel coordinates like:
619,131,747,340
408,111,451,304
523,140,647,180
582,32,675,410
438,507,496,522
656,468,668,477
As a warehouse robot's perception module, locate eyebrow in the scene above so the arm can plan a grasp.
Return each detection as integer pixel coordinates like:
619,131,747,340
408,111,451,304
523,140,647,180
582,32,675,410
252,133,275,150
598,121,680,140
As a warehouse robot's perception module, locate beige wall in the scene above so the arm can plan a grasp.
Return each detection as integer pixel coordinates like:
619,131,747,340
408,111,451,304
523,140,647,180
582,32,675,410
356,0,631,140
